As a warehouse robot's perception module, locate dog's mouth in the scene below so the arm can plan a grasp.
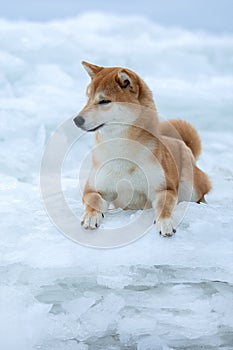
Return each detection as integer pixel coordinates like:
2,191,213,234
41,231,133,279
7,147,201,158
87,123,105,132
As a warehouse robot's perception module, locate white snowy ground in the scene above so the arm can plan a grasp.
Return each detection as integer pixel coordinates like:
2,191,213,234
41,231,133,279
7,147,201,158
0,13,233,350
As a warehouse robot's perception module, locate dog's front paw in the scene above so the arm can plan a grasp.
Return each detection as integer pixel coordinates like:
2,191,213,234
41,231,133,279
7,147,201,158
81,210,104,230
156,217,176,237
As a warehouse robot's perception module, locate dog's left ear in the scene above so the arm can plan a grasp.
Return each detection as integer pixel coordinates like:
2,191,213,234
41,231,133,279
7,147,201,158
117,69,139,96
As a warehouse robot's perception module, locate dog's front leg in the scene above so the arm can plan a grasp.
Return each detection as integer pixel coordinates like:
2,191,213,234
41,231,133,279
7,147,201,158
153,189,178,237
81,191,108,229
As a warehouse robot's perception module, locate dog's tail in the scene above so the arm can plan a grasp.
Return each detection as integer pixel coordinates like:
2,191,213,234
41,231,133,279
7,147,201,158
159,119,202,160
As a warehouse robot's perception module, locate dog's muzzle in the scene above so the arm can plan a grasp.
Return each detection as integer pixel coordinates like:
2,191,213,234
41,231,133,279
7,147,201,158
73,115,105,132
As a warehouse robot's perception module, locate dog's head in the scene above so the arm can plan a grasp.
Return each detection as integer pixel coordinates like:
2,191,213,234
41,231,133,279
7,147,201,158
73,61,155,132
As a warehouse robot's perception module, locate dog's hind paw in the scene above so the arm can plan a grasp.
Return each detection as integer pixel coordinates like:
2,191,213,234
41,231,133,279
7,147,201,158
156,217,176,237
81,211,103,230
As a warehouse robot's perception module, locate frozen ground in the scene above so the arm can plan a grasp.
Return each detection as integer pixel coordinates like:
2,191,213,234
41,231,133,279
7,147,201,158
0,13,233,350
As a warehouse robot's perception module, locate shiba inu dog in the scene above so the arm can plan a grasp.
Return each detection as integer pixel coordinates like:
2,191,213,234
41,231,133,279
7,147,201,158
73,61,211,237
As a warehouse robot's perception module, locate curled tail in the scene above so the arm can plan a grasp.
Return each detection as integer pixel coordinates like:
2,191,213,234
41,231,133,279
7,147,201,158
159,119,202,160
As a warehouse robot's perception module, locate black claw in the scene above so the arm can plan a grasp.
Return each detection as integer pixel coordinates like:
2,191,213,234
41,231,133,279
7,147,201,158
95,223,99,228
154,220,156,224
159,231,162,235
173,228,176,233
102,213,105,218
81,221,84,226
164,233,172,237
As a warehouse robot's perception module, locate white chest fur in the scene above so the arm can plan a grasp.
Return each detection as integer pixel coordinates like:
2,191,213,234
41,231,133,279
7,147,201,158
88,126,165,209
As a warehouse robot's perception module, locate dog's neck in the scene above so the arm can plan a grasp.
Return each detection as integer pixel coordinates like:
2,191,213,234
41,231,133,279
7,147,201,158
96,108,159,143
96,123,129,142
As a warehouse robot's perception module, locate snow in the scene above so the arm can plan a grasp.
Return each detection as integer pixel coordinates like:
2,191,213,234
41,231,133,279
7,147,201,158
0,12,233,350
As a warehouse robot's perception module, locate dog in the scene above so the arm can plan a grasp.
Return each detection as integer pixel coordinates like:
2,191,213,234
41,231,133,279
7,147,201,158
73,61,211,237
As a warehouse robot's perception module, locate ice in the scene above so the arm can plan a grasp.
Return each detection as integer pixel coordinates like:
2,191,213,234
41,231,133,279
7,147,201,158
0,11,233,350
74,294,125,341
137,336,172,350
0,286,51,350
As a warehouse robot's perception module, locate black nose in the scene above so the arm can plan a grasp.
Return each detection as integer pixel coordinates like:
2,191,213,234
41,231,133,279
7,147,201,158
73,115,85,127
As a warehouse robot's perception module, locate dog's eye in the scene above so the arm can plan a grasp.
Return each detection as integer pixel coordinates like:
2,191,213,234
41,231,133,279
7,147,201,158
99,99,111,105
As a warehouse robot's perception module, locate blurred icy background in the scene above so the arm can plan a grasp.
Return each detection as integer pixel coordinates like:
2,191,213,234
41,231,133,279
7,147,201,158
0,1,233,349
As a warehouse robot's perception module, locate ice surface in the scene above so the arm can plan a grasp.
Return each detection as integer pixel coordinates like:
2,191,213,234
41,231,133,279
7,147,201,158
0,12,233,350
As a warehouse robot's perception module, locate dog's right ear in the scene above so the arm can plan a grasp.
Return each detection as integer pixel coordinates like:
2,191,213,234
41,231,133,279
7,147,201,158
82,61,103,79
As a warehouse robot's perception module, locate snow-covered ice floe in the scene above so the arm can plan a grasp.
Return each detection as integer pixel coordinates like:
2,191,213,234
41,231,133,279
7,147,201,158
0,13,233,350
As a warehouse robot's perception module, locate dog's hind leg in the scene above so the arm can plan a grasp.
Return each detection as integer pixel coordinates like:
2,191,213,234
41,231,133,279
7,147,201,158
194,166,211,204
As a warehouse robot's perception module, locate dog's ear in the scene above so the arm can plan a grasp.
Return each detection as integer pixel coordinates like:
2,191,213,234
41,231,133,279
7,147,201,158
117,70,132,88
116,69,139,96
82,61,103,79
